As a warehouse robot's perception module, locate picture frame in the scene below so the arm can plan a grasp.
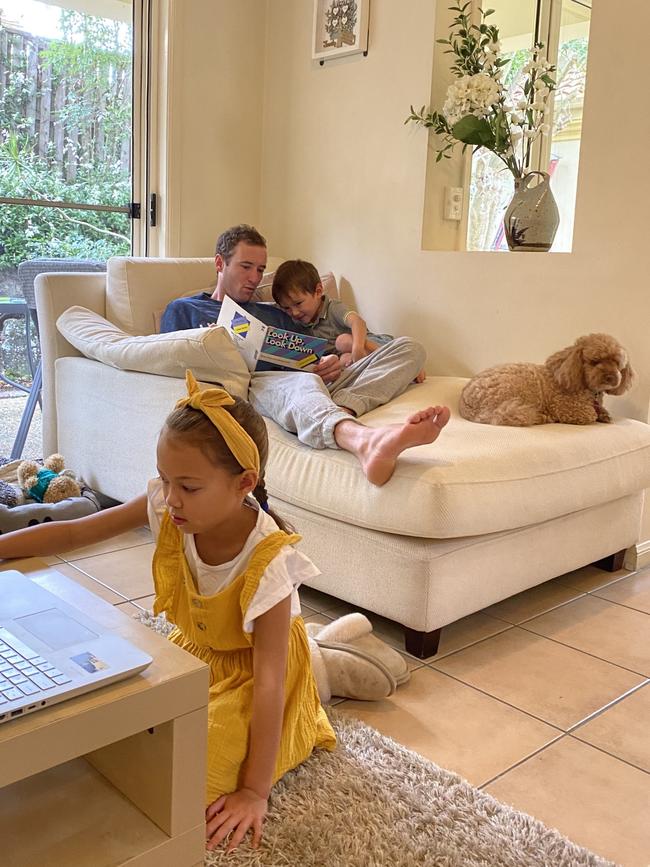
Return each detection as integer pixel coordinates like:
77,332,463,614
312,0,370,63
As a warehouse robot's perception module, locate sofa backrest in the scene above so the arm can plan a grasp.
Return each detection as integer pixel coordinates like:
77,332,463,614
107,256,339,335
107,257,217,334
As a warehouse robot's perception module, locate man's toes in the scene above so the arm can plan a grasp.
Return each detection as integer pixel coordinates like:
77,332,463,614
409,407,434,424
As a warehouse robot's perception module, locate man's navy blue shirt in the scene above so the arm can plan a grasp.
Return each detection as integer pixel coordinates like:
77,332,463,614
160,292,306,372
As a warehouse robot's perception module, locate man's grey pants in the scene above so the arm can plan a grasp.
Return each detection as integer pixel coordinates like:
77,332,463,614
248,337,426,449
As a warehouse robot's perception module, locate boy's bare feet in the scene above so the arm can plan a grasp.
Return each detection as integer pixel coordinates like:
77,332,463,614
334,406,451,486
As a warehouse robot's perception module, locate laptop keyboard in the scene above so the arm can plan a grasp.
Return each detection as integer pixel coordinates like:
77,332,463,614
0,628,72,705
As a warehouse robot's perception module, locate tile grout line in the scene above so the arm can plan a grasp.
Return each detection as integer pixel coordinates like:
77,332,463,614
589,593,650,617
480,728,649,793
493,574,648,631
565,677,650,735
418,664,569,733
58,561,131,603
565,731,650,778
478,732,568,790
419,599,650,681
513,620,650,680
483,589,590,627
420,623,518,666
62,540,154,563
421,660,650,743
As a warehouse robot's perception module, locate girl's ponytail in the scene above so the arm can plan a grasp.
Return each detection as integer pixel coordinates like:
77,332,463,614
253,477,293,534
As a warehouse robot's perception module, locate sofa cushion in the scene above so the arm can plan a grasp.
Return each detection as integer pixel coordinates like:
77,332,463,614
107,257,217,334
264,376,650,539
56,306,250,398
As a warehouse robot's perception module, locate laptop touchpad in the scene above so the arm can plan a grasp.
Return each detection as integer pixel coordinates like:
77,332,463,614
15,609,99,650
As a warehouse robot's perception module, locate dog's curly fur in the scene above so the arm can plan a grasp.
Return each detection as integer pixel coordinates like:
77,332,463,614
459,333,634,426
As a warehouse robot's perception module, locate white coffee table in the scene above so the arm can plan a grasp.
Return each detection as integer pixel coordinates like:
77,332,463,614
0,559,209,867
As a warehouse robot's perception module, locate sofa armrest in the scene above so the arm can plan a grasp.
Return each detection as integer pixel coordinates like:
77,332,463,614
35,272,107,456
36,272,107,360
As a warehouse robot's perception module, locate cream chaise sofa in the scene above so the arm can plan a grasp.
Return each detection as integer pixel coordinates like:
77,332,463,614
35,257,650,657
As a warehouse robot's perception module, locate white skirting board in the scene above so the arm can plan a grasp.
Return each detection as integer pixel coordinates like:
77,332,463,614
624,539,650,570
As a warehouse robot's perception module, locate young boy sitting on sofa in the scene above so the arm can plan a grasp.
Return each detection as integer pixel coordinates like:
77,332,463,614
271,259,392,366
271,259,426,382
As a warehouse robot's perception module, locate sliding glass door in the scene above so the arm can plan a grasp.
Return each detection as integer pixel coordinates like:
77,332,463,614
0,0,142,300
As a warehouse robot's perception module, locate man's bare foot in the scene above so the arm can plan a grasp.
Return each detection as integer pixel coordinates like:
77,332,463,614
334,406,451,486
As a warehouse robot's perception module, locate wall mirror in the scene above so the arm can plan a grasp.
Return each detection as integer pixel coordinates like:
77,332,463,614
420,0,592,252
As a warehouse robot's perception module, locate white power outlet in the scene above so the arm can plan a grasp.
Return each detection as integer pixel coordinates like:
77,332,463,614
444,186,463,221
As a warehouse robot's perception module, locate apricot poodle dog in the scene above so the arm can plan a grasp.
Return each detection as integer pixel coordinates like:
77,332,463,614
459,333,634,426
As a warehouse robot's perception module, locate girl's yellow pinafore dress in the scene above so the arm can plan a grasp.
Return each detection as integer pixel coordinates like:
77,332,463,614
152,512,336,804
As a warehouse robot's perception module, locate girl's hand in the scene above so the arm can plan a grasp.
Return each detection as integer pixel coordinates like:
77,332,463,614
205,788,268,852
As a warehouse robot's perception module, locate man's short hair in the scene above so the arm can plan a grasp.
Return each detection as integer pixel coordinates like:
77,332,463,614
215,224,267,262
271,259,321,303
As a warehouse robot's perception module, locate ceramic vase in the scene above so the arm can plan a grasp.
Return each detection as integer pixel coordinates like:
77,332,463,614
503,171,559,252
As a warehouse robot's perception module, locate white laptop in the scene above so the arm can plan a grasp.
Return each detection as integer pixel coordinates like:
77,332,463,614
0,570,153,724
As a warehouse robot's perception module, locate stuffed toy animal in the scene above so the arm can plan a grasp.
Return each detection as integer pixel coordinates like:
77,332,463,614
17,454,82,504
459,333,634,427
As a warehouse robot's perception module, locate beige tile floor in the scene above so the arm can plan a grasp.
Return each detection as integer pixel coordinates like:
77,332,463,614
5,536,650,866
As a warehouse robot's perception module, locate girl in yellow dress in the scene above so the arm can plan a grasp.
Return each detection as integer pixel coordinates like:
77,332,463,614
0,371,336,853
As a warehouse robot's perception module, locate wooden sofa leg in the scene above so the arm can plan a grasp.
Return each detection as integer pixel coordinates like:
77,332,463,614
404,627,441,659
593,549,626,572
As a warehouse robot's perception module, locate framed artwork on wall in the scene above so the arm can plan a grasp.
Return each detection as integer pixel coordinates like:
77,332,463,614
312,0,370,63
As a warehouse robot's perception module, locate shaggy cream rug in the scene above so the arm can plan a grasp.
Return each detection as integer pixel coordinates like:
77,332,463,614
138,613,613,867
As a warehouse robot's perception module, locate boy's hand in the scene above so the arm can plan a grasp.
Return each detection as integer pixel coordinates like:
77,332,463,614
352,346,369,363
205,788,268,852
314,353,342,384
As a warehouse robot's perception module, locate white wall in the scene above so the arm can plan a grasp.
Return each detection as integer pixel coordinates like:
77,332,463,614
164,0,266,257
259,0,649,421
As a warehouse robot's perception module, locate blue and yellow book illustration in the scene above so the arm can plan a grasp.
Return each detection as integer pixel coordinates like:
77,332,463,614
230,311,250,336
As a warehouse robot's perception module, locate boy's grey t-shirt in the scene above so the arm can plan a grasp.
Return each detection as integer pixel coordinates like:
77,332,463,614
302,296,392,353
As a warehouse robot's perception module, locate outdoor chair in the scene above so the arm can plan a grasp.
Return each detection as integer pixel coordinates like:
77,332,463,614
10,258,106,459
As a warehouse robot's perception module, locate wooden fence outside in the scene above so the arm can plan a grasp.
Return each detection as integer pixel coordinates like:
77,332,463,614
0,24,131,182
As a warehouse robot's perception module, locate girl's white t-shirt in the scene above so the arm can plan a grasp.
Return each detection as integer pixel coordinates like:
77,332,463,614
146,478,319,632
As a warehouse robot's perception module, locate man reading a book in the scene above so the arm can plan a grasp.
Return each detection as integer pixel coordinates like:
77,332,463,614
160,224,450,486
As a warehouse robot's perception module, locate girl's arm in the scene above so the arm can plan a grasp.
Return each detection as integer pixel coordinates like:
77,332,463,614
205,594,291,853
346,312,370,362
242,594,291,796
0,494,149,560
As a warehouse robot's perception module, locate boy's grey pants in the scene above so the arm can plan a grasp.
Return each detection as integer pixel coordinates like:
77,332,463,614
248,337,426,449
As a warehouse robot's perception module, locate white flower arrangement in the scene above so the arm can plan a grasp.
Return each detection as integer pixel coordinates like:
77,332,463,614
407,2,557,179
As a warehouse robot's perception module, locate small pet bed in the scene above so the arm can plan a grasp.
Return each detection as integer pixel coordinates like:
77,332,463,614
0,459,101,534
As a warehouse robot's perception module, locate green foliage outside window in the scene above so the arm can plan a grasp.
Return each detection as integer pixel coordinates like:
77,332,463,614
0,10,132,270
0,10,131,383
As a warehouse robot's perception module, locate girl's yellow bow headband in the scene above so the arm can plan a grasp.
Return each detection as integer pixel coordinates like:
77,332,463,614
175,371,260,475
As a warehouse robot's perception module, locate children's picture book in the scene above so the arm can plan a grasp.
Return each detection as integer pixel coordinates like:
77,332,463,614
217,296,328,372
